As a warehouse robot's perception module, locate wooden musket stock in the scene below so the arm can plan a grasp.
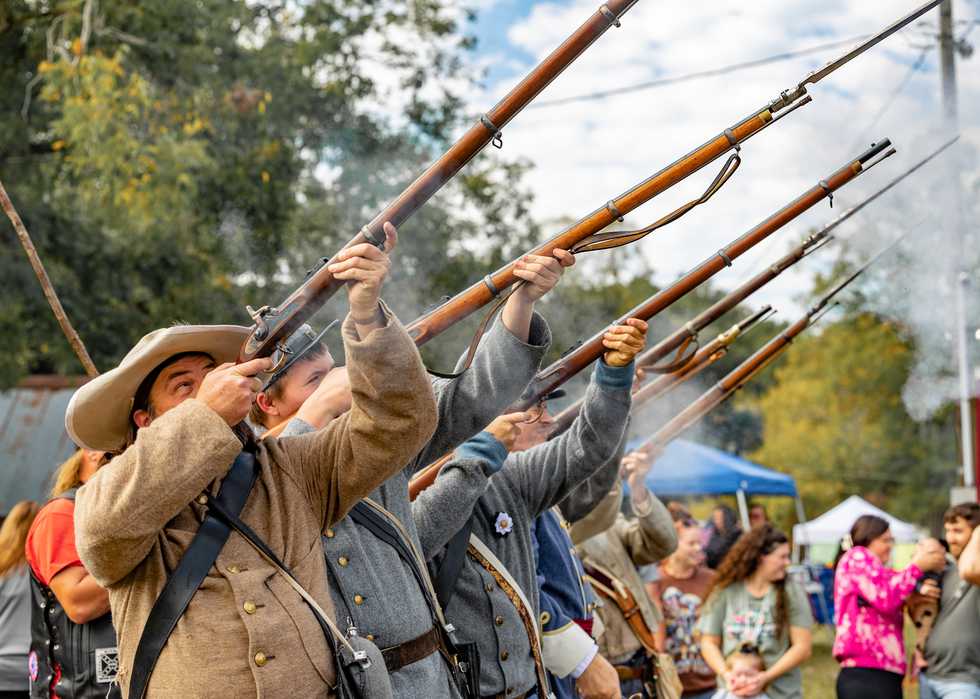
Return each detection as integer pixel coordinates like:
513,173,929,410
238,0,640,361
513,140,894,410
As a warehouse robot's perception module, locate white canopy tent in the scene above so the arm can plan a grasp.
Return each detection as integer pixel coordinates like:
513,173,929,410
792,494,923,562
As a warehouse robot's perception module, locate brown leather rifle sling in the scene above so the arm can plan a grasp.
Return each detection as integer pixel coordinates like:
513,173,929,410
583,563,658,654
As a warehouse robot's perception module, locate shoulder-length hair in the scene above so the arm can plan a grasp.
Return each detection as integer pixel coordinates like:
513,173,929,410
705,524,791,639
0,500,40,578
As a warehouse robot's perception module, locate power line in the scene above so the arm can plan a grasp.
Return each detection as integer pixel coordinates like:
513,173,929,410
529,34,870,109
847,45,932,155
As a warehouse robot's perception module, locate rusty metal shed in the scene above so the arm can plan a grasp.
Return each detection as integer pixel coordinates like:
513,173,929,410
0,376,84,514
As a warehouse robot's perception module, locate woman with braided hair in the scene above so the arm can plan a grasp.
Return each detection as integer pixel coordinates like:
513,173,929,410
698,524,813,699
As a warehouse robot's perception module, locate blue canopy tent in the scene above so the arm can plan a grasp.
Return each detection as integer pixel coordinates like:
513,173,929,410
627,439,831,622
623,438,800,529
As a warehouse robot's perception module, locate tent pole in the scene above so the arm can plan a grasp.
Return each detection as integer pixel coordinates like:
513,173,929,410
736,489,751,530
793,496,809,563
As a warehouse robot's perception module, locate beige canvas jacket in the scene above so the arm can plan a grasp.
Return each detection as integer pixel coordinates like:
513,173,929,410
74,309,437,698
572,486,677,663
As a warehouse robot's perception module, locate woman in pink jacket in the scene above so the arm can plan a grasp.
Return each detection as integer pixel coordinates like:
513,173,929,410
832,514,946,699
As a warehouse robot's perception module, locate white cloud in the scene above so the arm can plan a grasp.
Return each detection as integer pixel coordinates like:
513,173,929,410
459,0,980,414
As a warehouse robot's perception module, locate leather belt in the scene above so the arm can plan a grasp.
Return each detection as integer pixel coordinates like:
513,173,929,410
381,625,443,672
615,664,645,681
481,692,529,699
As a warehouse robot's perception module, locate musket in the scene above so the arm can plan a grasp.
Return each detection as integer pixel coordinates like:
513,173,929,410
640,137,958,371
236,0,640,362
408,142,893,500
549,306,773,434
633,239,902,453
240,0,941,362
512,140,895,410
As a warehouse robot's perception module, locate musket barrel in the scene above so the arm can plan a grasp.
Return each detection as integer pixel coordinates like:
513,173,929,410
238,0,640,362
407,103,792,346
514,140,893,409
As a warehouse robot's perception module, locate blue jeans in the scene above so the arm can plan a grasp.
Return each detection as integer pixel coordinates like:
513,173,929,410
920,675,980,699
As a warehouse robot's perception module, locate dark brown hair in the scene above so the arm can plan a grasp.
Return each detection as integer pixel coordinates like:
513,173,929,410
833,515,890,570
705,524,791,639
944,502,980,528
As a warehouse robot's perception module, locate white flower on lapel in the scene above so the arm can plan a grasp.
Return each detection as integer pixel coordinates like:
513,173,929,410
494,511,514,537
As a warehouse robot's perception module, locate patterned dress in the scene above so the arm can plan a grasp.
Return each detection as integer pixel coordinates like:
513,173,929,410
832,546,923,675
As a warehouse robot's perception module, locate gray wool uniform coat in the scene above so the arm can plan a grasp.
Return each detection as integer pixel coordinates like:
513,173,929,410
310,314,551,698
414,359,635,698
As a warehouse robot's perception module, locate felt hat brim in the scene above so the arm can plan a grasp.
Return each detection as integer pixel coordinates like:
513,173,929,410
65,324,251,452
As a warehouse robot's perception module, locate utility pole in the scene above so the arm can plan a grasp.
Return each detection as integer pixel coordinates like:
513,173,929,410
938,0,976,501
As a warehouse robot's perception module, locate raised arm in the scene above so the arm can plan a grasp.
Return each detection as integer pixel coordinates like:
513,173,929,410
274,303,438,527
412,427,512,560
558,432,626,529
413,251,571,468
613,452,677,565
507,329,642,518
959,525,980,585
838,547,922,615
416,311,549,468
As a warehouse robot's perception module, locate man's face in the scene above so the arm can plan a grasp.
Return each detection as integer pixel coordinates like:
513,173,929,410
132,354,216,428
257,353,335,427
749,506,767,528
944,517,974,559
511,403,555,452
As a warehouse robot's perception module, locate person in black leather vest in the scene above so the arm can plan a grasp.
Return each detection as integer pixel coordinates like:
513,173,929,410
24,450,119,699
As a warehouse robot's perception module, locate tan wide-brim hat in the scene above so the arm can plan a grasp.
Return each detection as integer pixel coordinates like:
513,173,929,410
66,324,252,452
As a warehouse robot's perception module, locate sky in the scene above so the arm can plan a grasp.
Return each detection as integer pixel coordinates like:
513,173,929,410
455,0,980,327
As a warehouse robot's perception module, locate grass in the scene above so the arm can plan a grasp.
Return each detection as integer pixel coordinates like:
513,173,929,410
802,625,920,699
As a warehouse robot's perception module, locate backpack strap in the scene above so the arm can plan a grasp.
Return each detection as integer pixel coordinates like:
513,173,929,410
128,451,259,699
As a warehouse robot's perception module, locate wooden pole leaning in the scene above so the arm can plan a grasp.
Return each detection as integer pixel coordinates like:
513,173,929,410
0,179,98,378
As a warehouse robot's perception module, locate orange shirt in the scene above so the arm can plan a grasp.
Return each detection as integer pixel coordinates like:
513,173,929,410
25,497,83,588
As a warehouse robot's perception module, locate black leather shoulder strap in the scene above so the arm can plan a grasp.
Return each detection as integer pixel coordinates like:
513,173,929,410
433,521,472,610
128,451,258,699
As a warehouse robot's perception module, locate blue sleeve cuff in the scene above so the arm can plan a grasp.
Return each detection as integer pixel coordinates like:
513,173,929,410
456,431,509,474
595,359,635,390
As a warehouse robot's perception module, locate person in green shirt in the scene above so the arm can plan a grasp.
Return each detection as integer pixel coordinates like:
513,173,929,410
698,524,813,699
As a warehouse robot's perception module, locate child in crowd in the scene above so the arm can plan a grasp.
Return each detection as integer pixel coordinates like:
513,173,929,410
713,644,770,699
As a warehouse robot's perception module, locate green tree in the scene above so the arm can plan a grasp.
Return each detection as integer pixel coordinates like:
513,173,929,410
0,0,539,385
744,311,958,526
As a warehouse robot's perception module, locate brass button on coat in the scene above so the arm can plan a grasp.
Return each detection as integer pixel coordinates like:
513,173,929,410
196,494,208,505
500,650,509,661
325,529,335,538
354,594,364,605
366,634,375,641
338,556,349,567
495,615,504,626
227,565,240,574
243,601,257,614
254,651,268,667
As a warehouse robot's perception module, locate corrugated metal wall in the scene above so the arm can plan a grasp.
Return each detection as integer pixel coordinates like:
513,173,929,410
0,377,83,514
